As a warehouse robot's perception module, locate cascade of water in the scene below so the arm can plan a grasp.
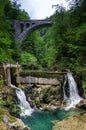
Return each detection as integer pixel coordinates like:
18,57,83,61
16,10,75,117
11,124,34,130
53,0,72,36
16,89,34,116
64,72,83,111
10,84,34,116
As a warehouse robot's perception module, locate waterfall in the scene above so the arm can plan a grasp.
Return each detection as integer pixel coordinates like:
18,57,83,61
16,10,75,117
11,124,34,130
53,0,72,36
64,72,83,111
10,84,34,116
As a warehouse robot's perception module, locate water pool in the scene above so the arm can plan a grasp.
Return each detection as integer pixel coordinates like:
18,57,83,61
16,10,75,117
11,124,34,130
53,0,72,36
20,109,76,130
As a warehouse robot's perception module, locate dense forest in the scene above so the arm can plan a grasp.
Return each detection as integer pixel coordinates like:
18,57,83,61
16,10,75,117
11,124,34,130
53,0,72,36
0,0,86,88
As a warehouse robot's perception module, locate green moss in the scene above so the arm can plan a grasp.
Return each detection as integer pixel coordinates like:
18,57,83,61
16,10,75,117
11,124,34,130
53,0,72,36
20,70,66,78
0,107,8,115
0,80,3,91
8,115,17,123
0,119,2,123
0,107,8,123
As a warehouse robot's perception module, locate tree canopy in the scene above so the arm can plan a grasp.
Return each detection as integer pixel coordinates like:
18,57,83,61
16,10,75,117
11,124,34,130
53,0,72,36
0,0,86,77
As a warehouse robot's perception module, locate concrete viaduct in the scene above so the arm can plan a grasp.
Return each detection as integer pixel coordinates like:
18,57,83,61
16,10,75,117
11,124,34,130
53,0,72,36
13,19,53,42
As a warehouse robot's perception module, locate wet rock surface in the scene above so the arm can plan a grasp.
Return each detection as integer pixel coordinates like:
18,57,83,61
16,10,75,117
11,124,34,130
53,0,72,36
25,84,63,110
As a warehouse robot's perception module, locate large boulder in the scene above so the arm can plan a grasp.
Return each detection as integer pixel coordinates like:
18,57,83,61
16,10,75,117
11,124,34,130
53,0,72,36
76,99,86,110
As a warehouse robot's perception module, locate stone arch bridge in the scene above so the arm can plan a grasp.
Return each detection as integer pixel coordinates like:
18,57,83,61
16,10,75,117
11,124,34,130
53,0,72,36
13,19,53,42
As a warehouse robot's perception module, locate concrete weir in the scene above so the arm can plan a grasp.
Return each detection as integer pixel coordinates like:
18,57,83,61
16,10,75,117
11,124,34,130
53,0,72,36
17,76,60,85
16,71,66,86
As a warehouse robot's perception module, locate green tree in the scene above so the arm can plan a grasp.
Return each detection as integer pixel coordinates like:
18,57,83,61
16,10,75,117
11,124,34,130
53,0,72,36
20,52,37,65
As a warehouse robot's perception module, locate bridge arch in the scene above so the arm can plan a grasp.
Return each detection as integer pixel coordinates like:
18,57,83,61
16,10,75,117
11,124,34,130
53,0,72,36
13,20,53,42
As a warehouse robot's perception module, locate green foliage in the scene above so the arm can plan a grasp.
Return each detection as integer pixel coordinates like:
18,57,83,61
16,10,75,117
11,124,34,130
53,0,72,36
0,100,6,106
0,0,86,90
0,96,20,116
20,52,37,65
18,9,30,20
83,81,86,90
5,98,20,116
21,31,46,66
0,0,30,63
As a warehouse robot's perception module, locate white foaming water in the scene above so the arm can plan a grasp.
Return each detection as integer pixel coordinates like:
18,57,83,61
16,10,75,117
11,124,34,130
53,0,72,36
10,84,34,116
64,72,83,111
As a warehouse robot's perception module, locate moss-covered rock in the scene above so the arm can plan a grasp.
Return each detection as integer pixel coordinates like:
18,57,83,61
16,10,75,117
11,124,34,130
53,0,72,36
0,107,30,130
25,84,63,110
